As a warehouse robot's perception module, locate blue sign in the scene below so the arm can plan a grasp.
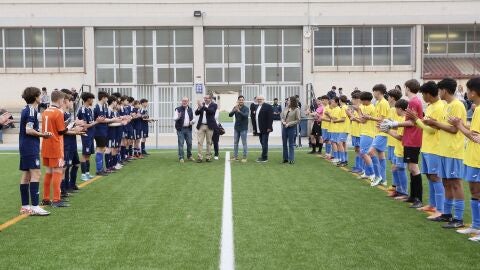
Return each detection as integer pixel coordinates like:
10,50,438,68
195,83,204,94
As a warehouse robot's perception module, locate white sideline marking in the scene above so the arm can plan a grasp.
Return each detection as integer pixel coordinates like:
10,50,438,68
220,151,235,270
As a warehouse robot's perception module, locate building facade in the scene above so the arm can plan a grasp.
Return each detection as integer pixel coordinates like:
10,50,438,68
0,0,479,132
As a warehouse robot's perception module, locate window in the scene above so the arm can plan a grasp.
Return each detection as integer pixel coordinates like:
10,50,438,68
424,25,480,55
95,29,193,85
313,26,413,67
204,28,302,84
0,28,84,70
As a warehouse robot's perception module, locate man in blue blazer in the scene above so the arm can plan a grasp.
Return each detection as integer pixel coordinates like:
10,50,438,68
254,95,273,162
195,94,218,162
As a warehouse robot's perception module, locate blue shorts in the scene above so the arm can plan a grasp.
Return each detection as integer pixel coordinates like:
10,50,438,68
338,133,348,143
387,146,395,161
421,153,440,175
323,129,330,141
142,127,149,138
19,155,41,171
371,135,388,152
438,156,464,179
133,128,142,140
81,136,95,155
116,127,123,145
64,150,80,166
351,136,360,147
330,132,339,143
464,165,480,182
360,135,374,155
393,155,406,169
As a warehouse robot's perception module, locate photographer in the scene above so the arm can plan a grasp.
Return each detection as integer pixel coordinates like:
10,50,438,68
0,109,15,143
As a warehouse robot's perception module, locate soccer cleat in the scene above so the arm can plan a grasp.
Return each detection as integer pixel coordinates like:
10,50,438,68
358,173,369,179
61,192,71,198
409,200,424,209
72,185,80,191
442,219,464,229
456,227,480,235
289,160,295,164
331,158,340,163
368,175,376,183
20,206,32,215
371,176,383,187
114,164,123,170
41,200,52,206
81,174,89,181
256,158,268,163
51,201,70,208
394,195,408,201
418,205,436,212
429,214,452,222
30,206,50,216
214,156,219,160
468,234,480,242
403,197,416,203
380,180,387,187
86,173,95,179
179,159,185,163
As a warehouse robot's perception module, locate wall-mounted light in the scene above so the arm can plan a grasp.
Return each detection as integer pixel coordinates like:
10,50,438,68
194,11,202,17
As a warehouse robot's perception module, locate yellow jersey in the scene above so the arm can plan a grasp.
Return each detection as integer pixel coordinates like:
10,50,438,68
375,98,390,136
393,124,405,157
350,110,360,137
437,99,467,159
323,106,331,130
464,106,480,168
340,106,350,134
360,104,376,138
329,106,342,133
421,99,445,155
386,107,397,146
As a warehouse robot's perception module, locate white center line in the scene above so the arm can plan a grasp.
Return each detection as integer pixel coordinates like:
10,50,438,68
220,151,235,270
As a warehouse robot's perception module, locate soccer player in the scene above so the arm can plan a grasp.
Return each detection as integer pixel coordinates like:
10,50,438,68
346,90,363,174
93,91,109,176
337,95,350,167
18,87,51,216
42,90,81,208
131,100,144,158
388,79,424,208
327,97,344,164
126,97,136,159
77,92,97,181
449,77,480,241
384,99,409,199
424,78,466,228
368,84,390,187
405,81,445,219
105,96,123,171
321,96,332,159
355,92,377,182
385,89,403,195
140,99,152,156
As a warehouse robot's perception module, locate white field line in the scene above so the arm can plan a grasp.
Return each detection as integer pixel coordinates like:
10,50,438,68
220,151,235,270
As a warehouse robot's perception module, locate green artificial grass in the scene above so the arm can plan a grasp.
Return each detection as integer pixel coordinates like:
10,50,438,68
0,149,478,270
219,111,234,123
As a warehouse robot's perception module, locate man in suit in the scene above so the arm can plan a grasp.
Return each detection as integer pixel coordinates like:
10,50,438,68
195,94,218,162
174,97,195,163
255,95,273,162
250,96,258,136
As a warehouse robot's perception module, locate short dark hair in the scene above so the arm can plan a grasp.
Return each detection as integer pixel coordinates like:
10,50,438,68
339,95,348,103
320,95,329,100
51,90,66,102
332,86,336,90
333,97,340,105
81,92,95,102
127,96,135,103
120,95,129,102
111,92,121,98
98,91,109,101
395,99,409,110
41,87,47,91
238,95,245,100
351,92,361,99
372,84,387,94
273,98,278,101
387,89,402,101
107,96,117,106
405,79,420,94
133,100,140,106
420,81,439,97
466,77,480,96
437,77,457,95
140,98,148,103
22,87,41,104
61,89,73,101
359,92,373,101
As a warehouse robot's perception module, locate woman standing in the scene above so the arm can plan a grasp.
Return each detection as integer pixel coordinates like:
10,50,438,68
281,96,301,164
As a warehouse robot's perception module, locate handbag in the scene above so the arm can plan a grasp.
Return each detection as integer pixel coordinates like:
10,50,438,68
217,123,225,135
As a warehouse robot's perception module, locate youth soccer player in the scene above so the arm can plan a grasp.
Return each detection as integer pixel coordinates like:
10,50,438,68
369,84,390,187
140,99,152,156
337,95,350,167
355,92,376,182
93,91,109,176
405,81,445,219
131,100,144,158
77,92,97,181
18,87,51,216
385,89,403,195
327,97,344,164
449,77,480,241
321,96,332,159
424,78,466,228
105,96,123,171
387,79,424,208
346,90,363,174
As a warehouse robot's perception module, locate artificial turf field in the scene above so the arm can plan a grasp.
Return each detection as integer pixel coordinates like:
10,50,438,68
0,149,478,269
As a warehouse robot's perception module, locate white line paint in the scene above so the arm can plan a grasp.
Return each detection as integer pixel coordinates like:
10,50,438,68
220,151,235,270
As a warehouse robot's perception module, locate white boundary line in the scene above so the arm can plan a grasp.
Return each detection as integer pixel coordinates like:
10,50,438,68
220,151,235,270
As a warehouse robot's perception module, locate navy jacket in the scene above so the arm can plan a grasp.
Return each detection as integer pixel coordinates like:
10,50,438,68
195,102,218,130
256,103,274,134
175,106,194,131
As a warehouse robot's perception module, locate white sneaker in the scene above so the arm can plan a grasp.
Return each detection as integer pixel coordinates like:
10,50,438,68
86,172,95,179
30,206,50,216
468,234,480,242
331,159,340,163
214,156,219,160
368,175,376,183
81,174,89,181
371,176,384,187
20,206,32,215
457,227,480,235
114,164,123,170
359,173,369,179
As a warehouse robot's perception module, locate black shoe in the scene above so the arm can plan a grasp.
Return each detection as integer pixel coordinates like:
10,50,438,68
61,192,71,198
429,214,452,222
97,171,109,176
337,162,348,167
308,150,316,154
51,201,70,208
282,160,288,164
442,219,464,229
256,158,268,163
67,188,79,194
403,197,416,203
72,185,80,191
60,198,70,203
41,199,52,206
409,199,423,208
289,160,295,164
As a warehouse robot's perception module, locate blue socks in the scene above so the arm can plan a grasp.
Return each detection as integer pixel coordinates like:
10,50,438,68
343,151,348,163
392,170,399,187
29,182,39,206
454,199,465,221
444,199,454,215
432,181,445,213
371,156,380,178
326,144,331,155
397,168,408,195
471,199,480,229
20,184,29,206
379,158,386,182
95,152,104,173
428,180,436,207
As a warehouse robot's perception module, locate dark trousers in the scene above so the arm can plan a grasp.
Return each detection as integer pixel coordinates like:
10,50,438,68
282,126,296,162
259,132,269,160
212,129,220,156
